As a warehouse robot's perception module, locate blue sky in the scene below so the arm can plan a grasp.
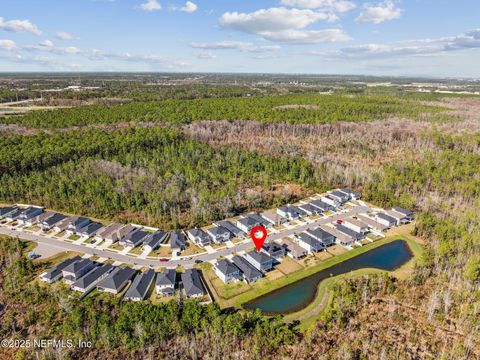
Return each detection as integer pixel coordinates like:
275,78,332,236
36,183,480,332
0,0,479,77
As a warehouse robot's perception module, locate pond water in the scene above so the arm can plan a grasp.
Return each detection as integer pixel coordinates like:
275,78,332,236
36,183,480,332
243,240,413,314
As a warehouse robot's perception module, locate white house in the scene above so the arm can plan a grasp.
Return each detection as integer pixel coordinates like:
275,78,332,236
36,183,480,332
214,259,241,284
343,218,369,234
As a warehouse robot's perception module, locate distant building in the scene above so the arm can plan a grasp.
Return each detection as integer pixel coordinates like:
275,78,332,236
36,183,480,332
0,206,17,220
310,199,334,212
321,195,339,208
392,207,414,221
340,188,361,200
297,203,320,215
329,190,350,204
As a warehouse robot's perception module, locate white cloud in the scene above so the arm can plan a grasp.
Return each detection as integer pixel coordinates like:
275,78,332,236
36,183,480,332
244,45,281,53
327,28,480,59
220,7,337,34
190,40,253,50
24,39,81,55
194,52,216,59
0,17,42,35
356,1,402,24
180,1,198,13
0,39,16,50
56,31,77,41
263,28,350,43
140,0,161,12
280,0,356,13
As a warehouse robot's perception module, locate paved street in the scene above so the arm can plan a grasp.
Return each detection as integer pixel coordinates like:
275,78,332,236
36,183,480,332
0,205,371,269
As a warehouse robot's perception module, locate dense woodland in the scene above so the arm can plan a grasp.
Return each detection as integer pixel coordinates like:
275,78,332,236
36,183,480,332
1,78,480,359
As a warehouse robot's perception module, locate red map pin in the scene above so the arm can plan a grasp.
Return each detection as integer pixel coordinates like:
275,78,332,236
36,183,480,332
250,225,267,251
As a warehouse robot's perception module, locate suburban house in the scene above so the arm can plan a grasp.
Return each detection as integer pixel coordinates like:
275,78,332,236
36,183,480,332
95,223,136,243
261,242,286,260
41,213,67,231
143,231,168,253
119,229,150,248
17,207,43,225
386,209,412,225
77,222,104,238
295,232,325,253
329,190,350,204
39,256,81,283
215,220,244,237
356,214,388,232
333,224,364,245
186,228,211,247
52,217,71,233
250,213,275,228
298,203,320,215
170,231,186,254
343,218,369,234
4,208,23,222
277,205,301,220
62,259,97,285
244,250,274,272
71,264,113,293
97,266,136,294
310,199,334,212
66,216,91,235
25,210,54,227
236,216,261,233
213,259,241,284
232,255,263,283
278,239,307,259
206,225,231,244
321,195,340,208
124,269,156,301
156,269,176,296
392,207,414,221
0,206,17,220
181,269,205,298
307,227,336,247
375,213,397,228
340,188,361,200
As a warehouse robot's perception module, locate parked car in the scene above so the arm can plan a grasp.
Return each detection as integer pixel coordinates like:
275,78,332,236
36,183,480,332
336,219,343,224
194,259,203,264
159,258,169,262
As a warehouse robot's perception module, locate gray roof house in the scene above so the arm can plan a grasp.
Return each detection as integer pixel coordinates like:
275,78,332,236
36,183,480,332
295,232,325,253
41,213,67,231
215,220,244,237
95,223,136,243
39,256,81,284
124,269,156,301
26,210,54,227
298,203,320,215
392,207,414,220
343,218,369,234
66,216,91,235
4,208,23,221
375,213,397,228
277,205,301,220
214,259,241,284
0,206,17,219
329,190,350,204
77,222,104,237
170,231,186,252
186,228,211,247
340,188,361,200
181,269,205,298
206,226,231,244
17,207,43,224
120,229,150,247
306,227,336,247
62,259,97,284
310,199,334,212
71,264,113,293
244,250,274,272
356,214,388,232
156,269,176,296
232,255,263,283
143,231,168,252
250,213,274,228
335,223,364,241
278,239,307,259
261,242,286,260
97,266,136,294
53,217,71,232
236,216,261,233
321,195,340,208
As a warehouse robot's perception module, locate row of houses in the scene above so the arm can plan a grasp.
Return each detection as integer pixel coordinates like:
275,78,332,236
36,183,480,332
39,257,206,299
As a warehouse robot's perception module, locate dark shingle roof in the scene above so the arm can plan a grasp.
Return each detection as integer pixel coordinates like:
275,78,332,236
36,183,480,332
334,224,363,240
245,250,274,264
72,264,113,289
122,229,150,246
377,213,397,223
42,213,67,227
170,231,186,249
215,220,245,237
232,256,262,281
0,206,16,216
207,226,230,238
215,259,240,276
63,259,95,275
307,228,335,241
181,269,205,297
42,256,81,281
124,269,155,300
78,222,104,236
156,269,176,287
97,267,136,291
297,232,323,247
144,231,167,249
